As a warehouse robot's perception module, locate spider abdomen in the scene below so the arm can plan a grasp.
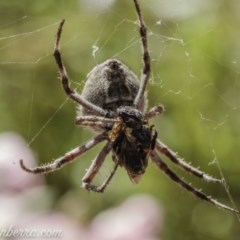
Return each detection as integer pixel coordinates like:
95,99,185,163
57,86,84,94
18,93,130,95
80,59,145,116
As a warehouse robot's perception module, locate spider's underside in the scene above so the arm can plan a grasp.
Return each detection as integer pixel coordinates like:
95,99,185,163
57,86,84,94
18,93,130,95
20,0,239,215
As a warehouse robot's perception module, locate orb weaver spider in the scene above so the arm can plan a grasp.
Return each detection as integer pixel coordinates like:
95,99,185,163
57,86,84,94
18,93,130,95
20,0,239,215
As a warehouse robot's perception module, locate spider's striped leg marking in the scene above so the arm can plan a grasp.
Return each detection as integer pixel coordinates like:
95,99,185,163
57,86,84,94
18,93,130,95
144,105,165,120
150,151,240,214
82,142,119,193
53,19,108,117
151,151,240,214
75,115,117,130
133,0,151,108
155,139,223,184
20,132,107,174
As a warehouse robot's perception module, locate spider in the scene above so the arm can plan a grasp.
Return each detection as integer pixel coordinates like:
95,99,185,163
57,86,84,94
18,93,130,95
20,0,239,215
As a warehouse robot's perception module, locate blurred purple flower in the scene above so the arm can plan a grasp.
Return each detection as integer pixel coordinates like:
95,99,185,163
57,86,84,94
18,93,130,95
88,194,163,240
0,132,43,193
14,212,87,240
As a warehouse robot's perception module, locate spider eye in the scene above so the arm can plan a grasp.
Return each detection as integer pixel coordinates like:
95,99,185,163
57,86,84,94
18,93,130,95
117,106,144,125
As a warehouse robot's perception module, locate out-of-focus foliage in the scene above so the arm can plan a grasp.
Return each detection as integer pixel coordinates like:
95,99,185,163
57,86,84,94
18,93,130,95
0,0,240,239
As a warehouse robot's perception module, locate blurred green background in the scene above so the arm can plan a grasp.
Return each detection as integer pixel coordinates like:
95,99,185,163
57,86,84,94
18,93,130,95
1,0,240,239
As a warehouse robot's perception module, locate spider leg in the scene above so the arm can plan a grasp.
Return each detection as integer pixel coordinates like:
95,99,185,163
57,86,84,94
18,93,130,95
53,20,109,117
144,105,165,120
20,132,107,174
155,139,223,184
133,0,151,108
75,115,117,129
82,142,119,193
150,151,240,214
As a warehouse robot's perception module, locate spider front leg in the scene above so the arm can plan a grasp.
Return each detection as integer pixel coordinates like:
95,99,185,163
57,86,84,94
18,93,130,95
150,151,240,214
82,142,119,193
53,20,108,117
20,132,107,174
155,140,223,184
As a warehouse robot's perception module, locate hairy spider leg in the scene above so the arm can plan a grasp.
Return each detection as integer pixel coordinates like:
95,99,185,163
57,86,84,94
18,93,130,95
143,103,222,183
53,20,109,117
144,105,165,120
155,140,223,184
150,151,240,214
75,115,117,129
82,142,119,193
20,132,107,174
132,0,151,109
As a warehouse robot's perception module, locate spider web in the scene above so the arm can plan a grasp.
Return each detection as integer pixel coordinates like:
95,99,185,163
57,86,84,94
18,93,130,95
0,0,240,238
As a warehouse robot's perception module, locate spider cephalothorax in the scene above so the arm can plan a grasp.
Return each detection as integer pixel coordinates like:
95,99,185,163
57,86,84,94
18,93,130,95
20,0,239,215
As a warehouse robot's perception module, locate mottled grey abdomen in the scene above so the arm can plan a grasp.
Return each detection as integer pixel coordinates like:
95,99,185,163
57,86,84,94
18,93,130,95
80,59,145,117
